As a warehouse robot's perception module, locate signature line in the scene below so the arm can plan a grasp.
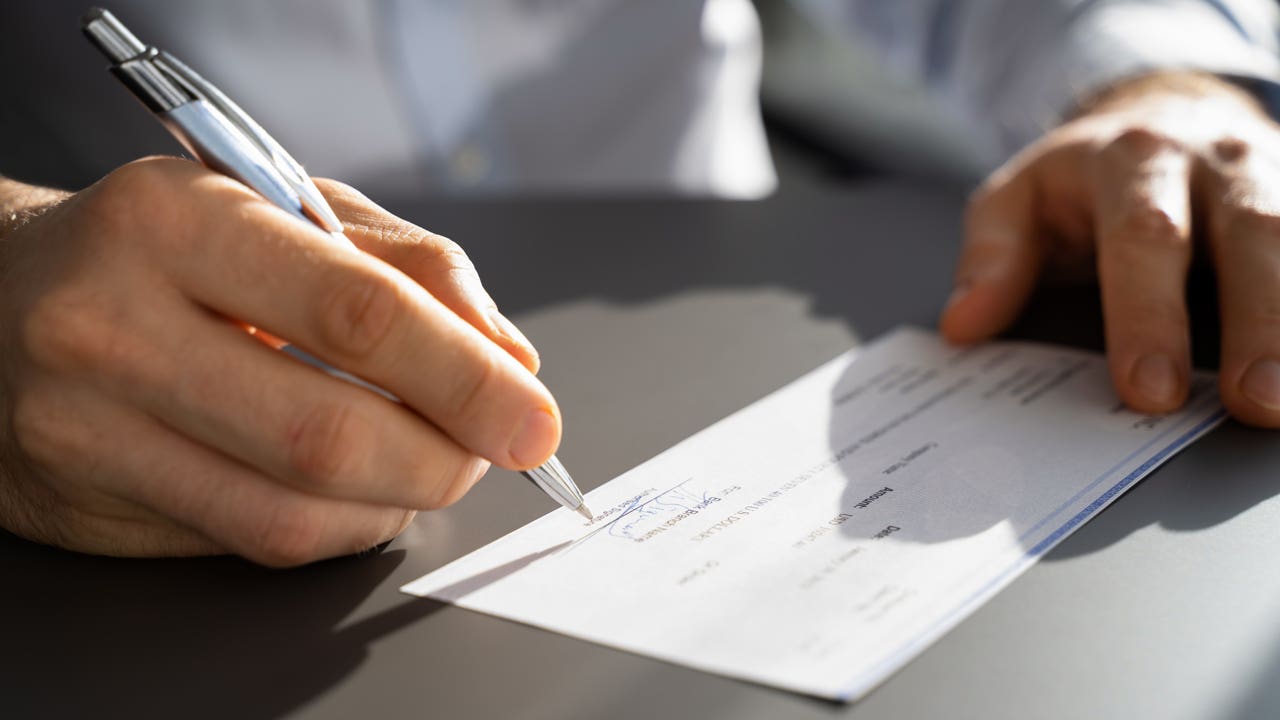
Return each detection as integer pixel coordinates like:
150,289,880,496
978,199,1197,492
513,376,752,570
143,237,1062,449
558,476,696,556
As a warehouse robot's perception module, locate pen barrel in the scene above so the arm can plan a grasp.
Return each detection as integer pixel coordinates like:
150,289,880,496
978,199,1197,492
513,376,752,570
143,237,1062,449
86,9,352,243
522,457,586,513
160,101,313,228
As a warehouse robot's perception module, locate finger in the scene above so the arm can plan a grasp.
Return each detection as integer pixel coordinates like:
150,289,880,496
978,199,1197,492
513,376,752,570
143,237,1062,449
315,179,540,372
1092,129,1193,413
159,178,560,471
77,395,415,566
127,303,489,510
1209,155,1280,427
16,319,413,566
941,162,1043,343
3,444,219,559
12,380,223,558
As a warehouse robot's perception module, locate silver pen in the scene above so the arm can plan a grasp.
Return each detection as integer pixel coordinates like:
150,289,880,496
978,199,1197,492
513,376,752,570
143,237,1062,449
82,8,594,522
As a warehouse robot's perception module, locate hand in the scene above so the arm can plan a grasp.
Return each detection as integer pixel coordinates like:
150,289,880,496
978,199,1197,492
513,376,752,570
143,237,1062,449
941,72,1280,427
0,157,557,565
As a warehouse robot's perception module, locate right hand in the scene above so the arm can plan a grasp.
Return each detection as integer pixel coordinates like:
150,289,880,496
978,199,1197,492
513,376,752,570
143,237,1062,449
0,157,560,565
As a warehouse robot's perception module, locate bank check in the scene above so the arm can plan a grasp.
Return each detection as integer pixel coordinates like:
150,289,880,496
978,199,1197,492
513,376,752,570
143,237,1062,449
402,328,1225,700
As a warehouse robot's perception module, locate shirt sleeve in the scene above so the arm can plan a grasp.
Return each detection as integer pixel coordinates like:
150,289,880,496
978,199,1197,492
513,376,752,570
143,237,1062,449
792,0,1280,166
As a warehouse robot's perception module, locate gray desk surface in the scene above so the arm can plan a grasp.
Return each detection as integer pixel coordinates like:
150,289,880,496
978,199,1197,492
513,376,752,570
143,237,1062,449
6,183,1280,719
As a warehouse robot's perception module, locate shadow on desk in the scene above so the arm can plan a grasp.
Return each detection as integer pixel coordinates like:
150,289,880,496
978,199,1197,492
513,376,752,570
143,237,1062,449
2,540,445,719
412,185,1280,564
8,186,1280,718
1044,421,1280,560
1001,281,1280,561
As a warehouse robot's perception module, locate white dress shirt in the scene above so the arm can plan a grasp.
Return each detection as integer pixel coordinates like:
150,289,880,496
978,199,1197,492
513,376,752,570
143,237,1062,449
797,0,1280,167
2,1,1278,196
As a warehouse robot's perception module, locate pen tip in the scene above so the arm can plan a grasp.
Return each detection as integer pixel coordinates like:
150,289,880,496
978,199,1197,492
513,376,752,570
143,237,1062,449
576,504,594,521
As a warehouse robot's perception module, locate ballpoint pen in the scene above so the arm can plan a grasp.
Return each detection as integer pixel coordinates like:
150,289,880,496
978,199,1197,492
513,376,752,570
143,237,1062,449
81,7,594,522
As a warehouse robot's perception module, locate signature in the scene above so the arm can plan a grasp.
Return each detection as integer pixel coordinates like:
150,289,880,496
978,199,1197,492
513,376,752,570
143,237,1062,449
607,481,719,542
555,478,736,558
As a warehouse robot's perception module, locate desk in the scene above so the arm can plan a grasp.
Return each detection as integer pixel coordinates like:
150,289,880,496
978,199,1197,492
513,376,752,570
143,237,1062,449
6,184,1280,719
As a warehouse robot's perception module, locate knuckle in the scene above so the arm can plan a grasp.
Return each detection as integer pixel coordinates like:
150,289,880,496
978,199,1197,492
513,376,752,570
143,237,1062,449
108,156,178,192
87,158,238,253
442,349,497,425
439,246,483,288
10,389,71,468
249,502,326,567
1222,206,1280,246
1104,127,1179,159
87,159,179,225
407,232,481,286
285,402,368,488
1212,136,1250,163
9,388,108,488
319,271,401,359
1111,205,1186,250
22,292,132,373
428,236,476,274
423,455,489,510
19,293,72,367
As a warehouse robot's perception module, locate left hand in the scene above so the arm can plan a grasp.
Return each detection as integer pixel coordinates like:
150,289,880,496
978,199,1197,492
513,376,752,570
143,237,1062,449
941,71,1280,427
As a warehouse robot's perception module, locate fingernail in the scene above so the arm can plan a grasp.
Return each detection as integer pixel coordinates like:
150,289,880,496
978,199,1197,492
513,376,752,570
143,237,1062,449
489,309,538,360
1130,353,1180,406
1240,359,1280,409
509,408,558,467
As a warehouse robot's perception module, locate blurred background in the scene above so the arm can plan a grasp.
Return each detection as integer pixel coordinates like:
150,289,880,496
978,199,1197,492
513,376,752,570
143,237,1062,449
0,1,988,201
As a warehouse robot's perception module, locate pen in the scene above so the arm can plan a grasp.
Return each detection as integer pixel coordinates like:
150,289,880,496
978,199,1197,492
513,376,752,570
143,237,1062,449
81,8,594,522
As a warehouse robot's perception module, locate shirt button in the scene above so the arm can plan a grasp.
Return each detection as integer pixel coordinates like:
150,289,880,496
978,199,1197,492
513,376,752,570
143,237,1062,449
451,144,492,184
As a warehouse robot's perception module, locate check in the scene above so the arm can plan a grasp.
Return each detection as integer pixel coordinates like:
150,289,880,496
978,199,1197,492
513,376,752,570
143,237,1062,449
401,328,1225,700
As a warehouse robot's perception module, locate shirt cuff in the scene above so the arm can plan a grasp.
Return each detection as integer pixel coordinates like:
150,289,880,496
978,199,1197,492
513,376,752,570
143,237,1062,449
984,1,1280,162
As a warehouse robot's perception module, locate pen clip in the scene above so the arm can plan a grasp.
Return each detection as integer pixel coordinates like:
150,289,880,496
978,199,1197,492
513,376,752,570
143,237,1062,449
84,10,188,113
83,7,345,235
152,52,345,233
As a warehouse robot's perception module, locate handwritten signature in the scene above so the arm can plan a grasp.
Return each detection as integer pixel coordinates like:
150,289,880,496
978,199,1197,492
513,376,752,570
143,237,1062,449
554,478,736,559
607,481,719,542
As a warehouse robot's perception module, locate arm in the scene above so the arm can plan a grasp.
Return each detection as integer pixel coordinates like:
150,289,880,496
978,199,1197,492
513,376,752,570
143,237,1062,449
794,0,1280,162
795,0,1280,428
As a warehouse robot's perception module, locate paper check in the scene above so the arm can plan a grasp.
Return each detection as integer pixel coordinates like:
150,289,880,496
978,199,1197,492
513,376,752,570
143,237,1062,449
402,328,1225,700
